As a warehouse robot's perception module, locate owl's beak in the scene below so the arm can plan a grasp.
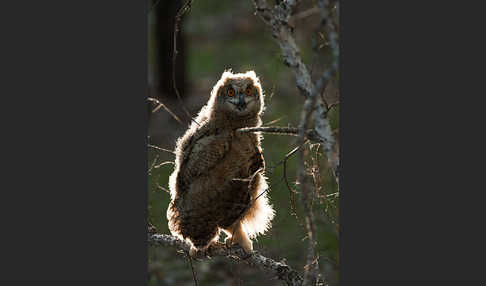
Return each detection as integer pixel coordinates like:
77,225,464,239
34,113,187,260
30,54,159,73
236,93,247,110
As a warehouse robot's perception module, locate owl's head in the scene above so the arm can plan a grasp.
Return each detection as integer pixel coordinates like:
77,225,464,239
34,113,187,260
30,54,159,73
208,70,264,120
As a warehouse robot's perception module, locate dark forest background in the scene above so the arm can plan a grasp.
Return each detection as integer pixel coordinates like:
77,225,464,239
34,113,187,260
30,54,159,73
147,1,339,285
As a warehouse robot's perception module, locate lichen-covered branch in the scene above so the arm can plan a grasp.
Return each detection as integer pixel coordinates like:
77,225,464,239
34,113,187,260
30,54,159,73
252,0,339,182
148,233,304,286
251,1,339,285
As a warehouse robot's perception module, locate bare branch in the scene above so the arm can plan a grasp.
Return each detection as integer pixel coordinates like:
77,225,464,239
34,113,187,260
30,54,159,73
252,0,339,184
148,233,304,286
148,144,175,155
327,101,339,112
154,174,170,194
185,252,199,286
265,116,286,126
252,0,313,97
282,145,307,232
290,7,320,23
154,161,174,169
296,144,320,285
148,154,159,174
147,97,183,125
173,0,200,126
236,126,324,143
250,2,338,280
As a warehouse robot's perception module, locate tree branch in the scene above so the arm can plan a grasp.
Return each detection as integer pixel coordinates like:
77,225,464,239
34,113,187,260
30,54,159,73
251,1,339,284
172,0,198,125
148,233,304,286
147,97,183,125
237,126,324,144
252,0,339,183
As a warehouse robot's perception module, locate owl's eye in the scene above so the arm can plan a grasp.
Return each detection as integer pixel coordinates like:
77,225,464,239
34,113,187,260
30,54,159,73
245,87,252,96
227,88,235,97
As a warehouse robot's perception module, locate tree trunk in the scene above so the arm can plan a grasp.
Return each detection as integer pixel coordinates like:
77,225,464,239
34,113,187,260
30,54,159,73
148,0,187,124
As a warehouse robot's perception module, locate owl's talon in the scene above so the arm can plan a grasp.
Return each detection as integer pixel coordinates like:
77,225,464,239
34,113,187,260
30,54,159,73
225,237,233,248
239,247,253,259
189,246,198,258
239,241,253,254
225,236,253,257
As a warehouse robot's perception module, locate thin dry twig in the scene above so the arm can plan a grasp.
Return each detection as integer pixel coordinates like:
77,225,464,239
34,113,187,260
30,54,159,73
291,7,320,22
148,144,176,155
185,251,199,286
148,154,159,174
154,161,174,169
172,0,200,126
281,144,307,232
265,116,286,126
328,101,339,111
154,173,170,194
147,97,183,125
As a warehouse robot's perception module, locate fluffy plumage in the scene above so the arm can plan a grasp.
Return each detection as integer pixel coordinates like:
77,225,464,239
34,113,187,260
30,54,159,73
167,70,275,255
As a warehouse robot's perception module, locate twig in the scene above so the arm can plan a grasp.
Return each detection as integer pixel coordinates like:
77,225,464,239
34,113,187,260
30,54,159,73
281,144,307,232
148,144,176,155
185,251,199,286
252,0,339,184
154,161,174,169
238,126,299,135
327,101,339,112
291,7,320,22
154,174,170,194
148,154,159,174
237,126,324,143
265,116,286,126
148,233,304,286
295,142,320,286
173,0,200,126
147,97,183,125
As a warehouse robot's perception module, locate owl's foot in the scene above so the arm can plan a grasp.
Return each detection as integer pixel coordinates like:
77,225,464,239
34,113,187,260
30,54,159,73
189,242,218,259
224,236,233,248
224,223,253,254
189,246,197,258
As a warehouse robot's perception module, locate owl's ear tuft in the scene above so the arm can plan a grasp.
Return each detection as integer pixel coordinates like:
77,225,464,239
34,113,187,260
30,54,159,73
221,69,233,79
245,70,260,84
245,70,257,78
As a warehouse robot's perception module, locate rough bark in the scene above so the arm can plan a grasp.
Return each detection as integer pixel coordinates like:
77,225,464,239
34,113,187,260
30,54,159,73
148,232,304,286
252,0,339,181
251,1,340,284
237,126,326,144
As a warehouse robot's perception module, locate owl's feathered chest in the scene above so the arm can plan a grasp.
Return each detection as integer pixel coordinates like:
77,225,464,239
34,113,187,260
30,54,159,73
192,131,257,176
173,127,262,196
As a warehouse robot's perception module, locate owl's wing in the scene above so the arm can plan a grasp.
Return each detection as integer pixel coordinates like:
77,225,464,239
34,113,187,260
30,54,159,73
249,146,265,175
177,133,231,189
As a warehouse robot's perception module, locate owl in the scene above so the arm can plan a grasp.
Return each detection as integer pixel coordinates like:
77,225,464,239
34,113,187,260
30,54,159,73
167,70,275,256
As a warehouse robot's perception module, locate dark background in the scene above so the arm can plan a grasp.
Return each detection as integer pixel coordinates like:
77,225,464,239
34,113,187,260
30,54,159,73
2,0,483,285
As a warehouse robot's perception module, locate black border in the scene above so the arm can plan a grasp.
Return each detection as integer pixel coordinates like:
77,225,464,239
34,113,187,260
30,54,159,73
3,0,477,285
3,1,148,284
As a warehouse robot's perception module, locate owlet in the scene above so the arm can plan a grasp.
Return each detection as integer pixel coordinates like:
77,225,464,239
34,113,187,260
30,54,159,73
167,70,275,256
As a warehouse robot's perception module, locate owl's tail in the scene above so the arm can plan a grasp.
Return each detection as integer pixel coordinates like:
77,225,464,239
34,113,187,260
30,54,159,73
241,177,275,239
